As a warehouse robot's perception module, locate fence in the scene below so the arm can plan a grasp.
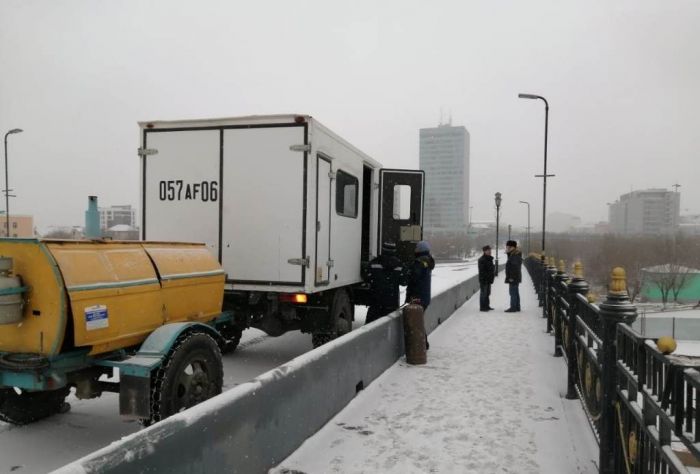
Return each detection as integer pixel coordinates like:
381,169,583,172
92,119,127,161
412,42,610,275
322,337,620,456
525,256,700,474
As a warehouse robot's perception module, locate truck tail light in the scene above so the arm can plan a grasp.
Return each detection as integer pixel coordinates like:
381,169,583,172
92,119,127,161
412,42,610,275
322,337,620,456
279,293,308,304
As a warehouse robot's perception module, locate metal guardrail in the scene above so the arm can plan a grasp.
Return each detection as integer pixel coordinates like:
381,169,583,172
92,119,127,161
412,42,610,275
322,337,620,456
525,256,700,474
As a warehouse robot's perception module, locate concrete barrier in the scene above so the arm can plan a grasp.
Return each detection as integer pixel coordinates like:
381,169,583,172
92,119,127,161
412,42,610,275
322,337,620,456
54,272,487,474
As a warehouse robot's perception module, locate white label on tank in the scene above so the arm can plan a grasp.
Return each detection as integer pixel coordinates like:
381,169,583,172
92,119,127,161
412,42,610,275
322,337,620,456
85,305,109,331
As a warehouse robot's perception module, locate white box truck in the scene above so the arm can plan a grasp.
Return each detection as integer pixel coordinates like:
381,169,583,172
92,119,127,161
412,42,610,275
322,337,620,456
139,114,424,348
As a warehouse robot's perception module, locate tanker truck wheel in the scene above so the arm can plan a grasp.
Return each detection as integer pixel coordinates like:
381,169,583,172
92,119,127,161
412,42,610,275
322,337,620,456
145,331,223,426
0,386,70,425
312,290,353,348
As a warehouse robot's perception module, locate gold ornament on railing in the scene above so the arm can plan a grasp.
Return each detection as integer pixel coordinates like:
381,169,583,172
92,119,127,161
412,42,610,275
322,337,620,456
609,267,627,295
573,261,584,279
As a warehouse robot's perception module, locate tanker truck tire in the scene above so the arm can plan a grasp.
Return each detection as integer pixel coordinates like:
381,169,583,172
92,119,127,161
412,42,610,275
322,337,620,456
0,386,70,425
144,331,223,426
312,290,353,348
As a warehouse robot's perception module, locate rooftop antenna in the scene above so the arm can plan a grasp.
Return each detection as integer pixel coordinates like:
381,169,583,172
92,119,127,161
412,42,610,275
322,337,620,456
672,183,681,193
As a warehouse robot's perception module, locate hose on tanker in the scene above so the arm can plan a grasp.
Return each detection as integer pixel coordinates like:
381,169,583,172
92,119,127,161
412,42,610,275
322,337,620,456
0,353,49,370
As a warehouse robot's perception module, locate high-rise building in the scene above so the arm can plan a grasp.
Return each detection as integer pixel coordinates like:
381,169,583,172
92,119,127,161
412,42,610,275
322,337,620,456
608,189,680,235
419,123,470,233
99,205,136,230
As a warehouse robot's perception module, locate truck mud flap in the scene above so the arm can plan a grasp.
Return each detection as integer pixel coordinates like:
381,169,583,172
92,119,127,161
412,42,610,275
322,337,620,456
120,374,151,418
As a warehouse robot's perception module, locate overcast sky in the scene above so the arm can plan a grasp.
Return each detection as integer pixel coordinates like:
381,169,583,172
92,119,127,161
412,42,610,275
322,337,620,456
1,0,698,232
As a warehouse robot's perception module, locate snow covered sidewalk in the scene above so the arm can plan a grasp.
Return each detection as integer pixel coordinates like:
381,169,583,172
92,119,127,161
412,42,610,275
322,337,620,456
272,273,598,474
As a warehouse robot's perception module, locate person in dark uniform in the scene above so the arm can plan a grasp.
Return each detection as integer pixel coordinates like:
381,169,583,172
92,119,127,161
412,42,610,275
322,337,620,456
365,242,406,324
406,240,435,349
406,240,435,309
478,245,495,312
504,240,523,312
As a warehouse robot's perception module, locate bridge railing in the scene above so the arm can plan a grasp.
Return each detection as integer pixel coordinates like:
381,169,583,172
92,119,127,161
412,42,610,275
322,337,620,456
525,256,700,474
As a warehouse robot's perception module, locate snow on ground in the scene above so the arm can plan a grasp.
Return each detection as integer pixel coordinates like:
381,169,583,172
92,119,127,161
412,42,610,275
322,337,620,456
0,263,476,474
272,272,599,474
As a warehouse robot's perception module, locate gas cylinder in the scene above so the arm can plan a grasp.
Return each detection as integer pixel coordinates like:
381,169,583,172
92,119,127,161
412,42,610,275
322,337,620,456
403,301,427,365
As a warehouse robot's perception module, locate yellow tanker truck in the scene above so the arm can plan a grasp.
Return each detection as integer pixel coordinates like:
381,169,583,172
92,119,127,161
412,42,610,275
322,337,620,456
0,238,238,425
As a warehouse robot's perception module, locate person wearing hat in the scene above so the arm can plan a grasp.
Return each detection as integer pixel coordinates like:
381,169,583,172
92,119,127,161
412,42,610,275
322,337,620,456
365,241,407,324
504,240,523,312
406,240,435,309
406,240,435,349
478,245,495,312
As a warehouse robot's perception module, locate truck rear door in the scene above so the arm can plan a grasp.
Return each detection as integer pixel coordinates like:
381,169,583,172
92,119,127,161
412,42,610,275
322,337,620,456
378,169,425,262
142,124,308,288
142,129,221,258
221,126,306,287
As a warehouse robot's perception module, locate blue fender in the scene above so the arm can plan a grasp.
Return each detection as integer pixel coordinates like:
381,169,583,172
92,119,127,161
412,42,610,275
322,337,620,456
95,322,223,378
138,322,222,357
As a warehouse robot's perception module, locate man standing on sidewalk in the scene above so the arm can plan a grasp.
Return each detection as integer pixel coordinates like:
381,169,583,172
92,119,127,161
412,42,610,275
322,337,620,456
478,245,495,312
504,240,522,313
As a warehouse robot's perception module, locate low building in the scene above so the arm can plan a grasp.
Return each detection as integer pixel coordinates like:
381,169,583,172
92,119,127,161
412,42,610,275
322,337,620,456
104,224,139,241
680,214,700,235
99,205,137,230
547,212,582,233
609,189,680,235
1,215,35,238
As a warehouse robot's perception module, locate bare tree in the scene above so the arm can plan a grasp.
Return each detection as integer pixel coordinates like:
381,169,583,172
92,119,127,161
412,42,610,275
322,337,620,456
646,265,676,307
644,263,693,307
671,265,693,303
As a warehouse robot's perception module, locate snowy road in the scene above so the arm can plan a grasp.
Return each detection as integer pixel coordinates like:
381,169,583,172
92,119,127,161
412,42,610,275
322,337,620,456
273,271,599,474
0,262,477,474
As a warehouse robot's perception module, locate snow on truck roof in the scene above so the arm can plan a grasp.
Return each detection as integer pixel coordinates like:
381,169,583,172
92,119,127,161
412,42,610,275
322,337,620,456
138,114,383,168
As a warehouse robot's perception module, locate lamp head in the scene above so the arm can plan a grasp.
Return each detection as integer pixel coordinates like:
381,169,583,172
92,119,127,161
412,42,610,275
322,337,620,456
495,192,502,207
518,93,539,100
7,129,23,135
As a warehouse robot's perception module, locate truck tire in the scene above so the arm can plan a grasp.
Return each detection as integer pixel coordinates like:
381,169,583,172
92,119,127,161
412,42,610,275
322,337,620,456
312,290,353,348
0,386,70,425
145,331,223,425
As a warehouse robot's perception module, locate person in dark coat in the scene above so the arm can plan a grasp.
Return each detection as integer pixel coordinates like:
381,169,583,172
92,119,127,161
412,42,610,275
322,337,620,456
365,242,406,324
478,245,495,312
406,240,435,309
504,240,523,312
406,241,435,350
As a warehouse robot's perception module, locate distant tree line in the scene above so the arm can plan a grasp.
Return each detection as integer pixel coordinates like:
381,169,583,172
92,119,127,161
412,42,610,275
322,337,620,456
544,233,700,304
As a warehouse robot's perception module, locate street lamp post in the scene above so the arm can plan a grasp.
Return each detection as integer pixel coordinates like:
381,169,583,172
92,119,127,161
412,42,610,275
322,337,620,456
3,129,23,238
518,93,553,253
519,200,531,255
495,192,502,275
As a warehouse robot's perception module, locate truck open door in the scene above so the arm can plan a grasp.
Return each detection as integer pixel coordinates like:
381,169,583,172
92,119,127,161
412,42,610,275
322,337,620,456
378,169,425,265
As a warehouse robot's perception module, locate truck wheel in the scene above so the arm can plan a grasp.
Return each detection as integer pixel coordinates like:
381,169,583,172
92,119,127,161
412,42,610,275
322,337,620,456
312,290,353,348
0,387,70,425
218,324,243,354
145,331,223,425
